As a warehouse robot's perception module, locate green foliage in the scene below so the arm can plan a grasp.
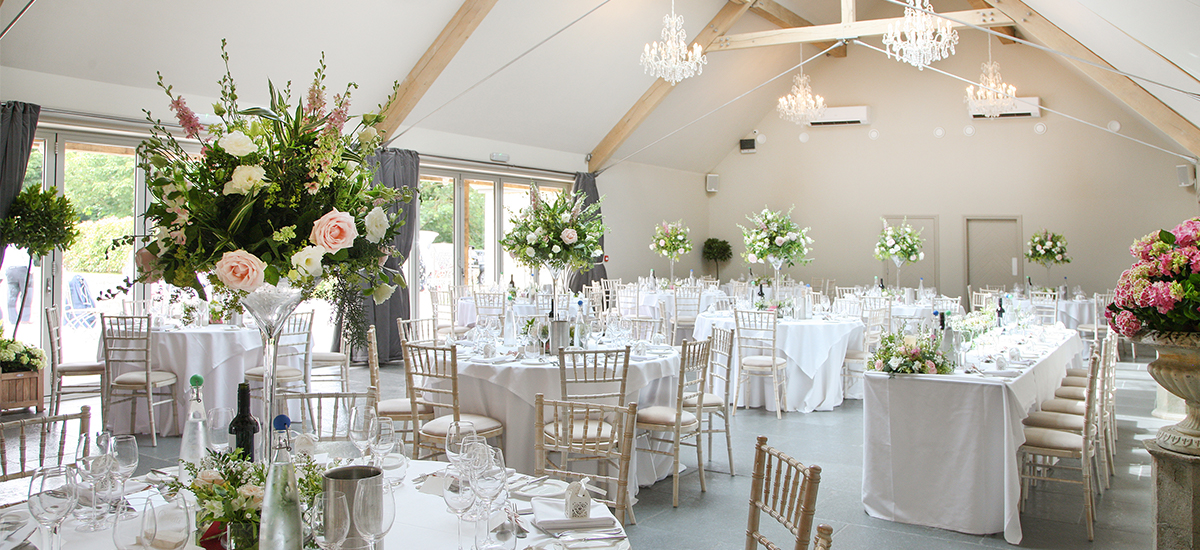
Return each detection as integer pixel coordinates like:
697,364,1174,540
0,184,81,257
702,238,732,262
22,146,42,187
419,179,484,248
64,217,134,273
64,151,135,221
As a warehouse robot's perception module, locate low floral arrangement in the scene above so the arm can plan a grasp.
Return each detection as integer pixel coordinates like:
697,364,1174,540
499,184,604,273
1025,229,1071,267
873,218,924,265
1107,218,1200,336
753,297,794,315
649,221,692,262
870,330,955,375
0,328,45,373
169,450,327,548
132,40,411,344
947,309,996,342
739,208,813,267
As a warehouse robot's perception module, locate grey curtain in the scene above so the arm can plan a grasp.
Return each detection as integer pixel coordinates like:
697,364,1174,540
0,101,41,267
569,171,607,292
365,148,420,363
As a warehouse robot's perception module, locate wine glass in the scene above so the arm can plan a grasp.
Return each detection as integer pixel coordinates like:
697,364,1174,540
153,493,191,550
444,421,476,467
386,438,410,486
534,319,550,360
348,406,379,464
207,407,235,453
370,418,396,469
28,466,78,550
311,491,349,550
111,497,155,550
470,447,508,550
353,477,395,550
70,475,104,532
441,467,476,550
110,435,139,519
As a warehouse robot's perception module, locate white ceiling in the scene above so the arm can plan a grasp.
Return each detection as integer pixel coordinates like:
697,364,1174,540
1,0,1197,173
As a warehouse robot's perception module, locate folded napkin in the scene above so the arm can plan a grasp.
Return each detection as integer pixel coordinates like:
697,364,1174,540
0,511,34,550
531,497,617,531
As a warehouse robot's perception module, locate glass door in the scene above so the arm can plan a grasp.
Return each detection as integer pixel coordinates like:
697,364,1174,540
0,138,48,349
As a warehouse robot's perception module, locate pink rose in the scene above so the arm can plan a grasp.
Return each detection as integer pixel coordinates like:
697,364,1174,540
214,250,266,291
874,360,883,371
561,228,578,245
925,360,936,374
310,209,359,252
134,248,162,283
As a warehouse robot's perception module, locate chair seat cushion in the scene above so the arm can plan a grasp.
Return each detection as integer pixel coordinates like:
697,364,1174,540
742,355,786,370
437,326,471,336
673,316,697,325
378,398,433,417
843,350,871,361
636,406,698,429
682,393,725,409
1065,368,1089,378
1023,426,1083,451
245,366,304,383
1023,411,1085,431
543,418,614,444
58,361,104,374
420,414,503,437
1040,398,1087,416
312,352,347,364
112,370,177,387
1061,376,1088,388
1076,324,1107,334
1054,386,1087,400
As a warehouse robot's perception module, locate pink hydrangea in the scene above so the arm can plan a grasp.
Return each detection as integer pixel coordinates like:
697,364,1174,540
1139,281,1181,314
1173,218,1200,246
1112,310,1142,337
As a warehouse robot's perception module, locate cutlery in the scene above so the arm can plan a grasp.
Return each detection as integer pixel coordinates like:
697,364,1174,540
510,475,549,492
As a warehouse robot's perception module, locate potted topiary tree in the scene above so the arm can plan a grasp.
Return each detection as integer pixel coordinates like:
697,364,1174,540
702,238,732,280
0,185,81,339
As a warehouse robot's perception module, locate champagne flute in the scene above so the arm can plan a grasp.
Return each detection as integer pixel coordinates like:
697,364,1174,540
441,467,476,550
353,477,395,550
311,491,349,550
207,407,235,453
348,406,379,464
110,435,139,519
111,497,156,550
28,466,78,550
470,447,508,550
444,421,476,467
370,418,396,469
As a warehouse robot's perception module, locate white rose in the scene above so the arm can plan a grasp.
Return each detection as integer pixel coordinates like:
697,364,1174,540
218,131,257,157
659,240,666,247
237,484,265,509
525,248,535,257
552,245,562,253
889,357,902,368
649,243,655,250
918,252,925,260
747,253,758,263
1055,254,1062,260
887,238,895,246
372,283,397,305
775,236,786,246
290,245,327,278
358,127,378,143
223,164,266,195
364,206,389,243
526,233,537,244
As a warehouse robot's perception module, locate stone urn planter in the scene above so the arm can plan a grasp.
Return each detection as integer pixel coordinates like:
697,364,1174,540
1140,331,1200,456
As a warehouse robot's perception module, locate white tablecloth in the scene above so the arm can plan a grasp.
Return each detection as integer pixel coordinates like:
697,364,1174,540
454,350,680,496
636,290,724,319
1011,298,1095,329
862,330,1085,544
692,312,864,413
457,298,580,326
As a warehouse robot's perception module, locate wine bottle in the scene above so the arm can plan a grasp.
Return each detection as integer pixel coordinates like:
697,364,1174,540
179,374,209,484
230,382,260,462
997,298,1005,327
260,415,302,550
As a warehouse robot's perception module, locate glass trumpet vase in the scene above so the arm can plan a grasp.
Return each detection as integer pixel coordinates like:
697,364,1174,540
241,281,306,462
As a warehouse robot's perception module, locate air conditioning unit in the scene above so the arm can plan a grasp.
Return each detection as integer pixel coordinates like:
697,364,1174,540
807,106,871,127
969,97,1041,119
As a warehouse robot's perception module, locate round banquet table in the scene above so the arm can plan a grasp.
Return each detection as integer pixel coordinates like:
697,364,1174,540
635,289,725,319
692,312,864,413
452,348,680,497
457,298,579,326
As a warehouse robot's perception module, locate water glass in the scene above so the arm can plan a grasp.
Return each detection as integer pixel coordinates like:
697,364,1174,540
441,467,476,550
70,477,105,532
353,477,395,550
370,418,396,467
207,407,235,453
311,491,350,550
111,497,155,550
349,406,379,463
29,465,77,550
471,447,508,550
110,434,139,518
445,421,476,467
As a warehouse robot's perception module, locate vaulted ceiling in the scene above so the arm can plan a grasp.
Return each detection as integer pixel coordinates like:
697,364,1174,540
1,0,1197,173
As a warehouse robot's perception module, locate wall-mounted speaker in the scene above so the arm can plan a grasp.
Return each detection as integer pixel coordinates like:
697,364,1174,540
706,173,719,193
740,139,756,154
1178,164,1196,188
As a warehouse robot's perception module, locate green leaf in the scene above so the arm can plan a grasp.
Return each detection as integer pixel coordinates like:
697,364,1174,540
264,265,280,286
238,107,282,122
1160,229,1177,245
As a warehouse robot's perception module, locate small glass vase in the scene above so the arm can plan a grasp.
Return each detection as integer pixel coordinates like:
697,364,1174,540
892,256,905,290
241,281,305,462
768,255,785,292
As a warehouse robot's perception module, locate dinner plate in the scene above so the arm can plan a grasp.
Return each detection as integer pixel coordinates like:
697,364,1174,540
513,478,569,499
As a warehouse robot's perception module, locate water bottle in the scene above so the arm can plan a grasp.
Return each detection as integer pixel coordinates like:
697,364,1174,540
503,296,517,346
918,277,924,296
574,300,587,348
260,415,302,550
179,374,209,485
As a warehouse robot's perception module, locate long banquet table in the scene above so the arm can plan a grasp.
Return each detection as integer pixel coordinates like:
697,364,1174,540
1011,297,1096,330
691,311,864,413
862,328,1085,544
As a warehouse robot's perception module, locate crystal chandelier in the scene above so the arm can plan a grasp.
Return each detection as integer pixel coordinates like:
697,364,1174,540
882,0,959,70
965,38,1017,118
640,0,707,85
777,67,827,124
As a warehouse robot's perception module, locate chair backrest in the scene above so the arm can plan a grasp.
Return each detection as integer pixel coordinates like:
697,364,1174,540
677,339,712,418
710,296,737,312
673,285,702,320
834,286,856,300
745,435,823,550
278,390,374,441
557,347,630,406
44,306,65,372
983,285,1005,293
862,306,889,350
277,310,314,369
812,525,834,550
397,317,439,344
0,406,90,482
933,296,961,314
971,291,995,312
833,297,861,318
1030,291,1059,325
402,341,460,420
734,310,780,364
628,317,663,341
367,325,380,404
616,284,640,318
708,327,735,405
534,393,638,525
121,299,153,316
861,295,888,312
699,279,721,291
600,278,623,311
431,288,457,328
473,291,507,320
1093,291,1115,328
101,314,153,379
729,281,750,299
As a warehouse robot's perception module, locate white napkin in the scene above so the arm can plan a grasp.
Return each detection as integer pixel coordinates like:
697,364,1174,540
531,497,616,530
0,511,34,550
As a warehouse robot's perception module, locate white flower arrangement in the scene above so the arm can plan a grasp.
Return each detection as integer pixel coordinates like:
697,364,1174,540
649,221,692,262
1025,229,1071,267
738,207,813,267
947,309,996,342
874,218,925,265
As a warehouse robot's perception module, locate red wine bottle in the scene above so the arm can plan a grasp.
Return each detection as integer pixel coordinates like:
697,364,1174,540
229,382,260,461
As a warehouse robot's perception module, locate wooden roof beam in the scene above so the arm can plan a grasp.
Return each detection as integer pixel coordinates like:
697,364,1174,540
709,9,1013,51
967,0,1017,43
983,0,1200,159
376,0,500,139
732,0,845,56
587,1,753,172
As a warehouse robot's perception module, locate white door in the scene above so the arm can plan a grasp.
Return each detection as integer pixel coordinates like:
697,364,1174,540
965,217,1023,298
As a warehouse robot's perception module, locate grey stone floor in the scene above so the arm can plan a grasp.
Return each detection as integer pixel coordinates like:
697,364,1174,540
47,345,1166,549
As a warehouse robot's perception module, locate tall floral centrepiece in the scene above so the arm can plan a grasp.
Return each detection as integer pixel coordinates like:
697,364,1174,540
739,207,813,288
874,218,924,289
136,41,412,458
1107,218,1200,455
649,220,692,281
1025,229,1071,286
499,184,604,313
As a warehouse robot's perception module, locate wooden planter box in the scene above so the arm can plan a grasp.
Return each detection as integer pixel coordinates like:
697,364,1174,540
0,371,42,413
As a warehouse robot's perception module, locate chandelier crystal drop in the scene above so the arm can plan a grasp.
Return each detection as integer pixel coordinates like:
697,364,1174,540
777,68,827,124
965,39,1017,118
882,0,959,70
640,0,707,85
